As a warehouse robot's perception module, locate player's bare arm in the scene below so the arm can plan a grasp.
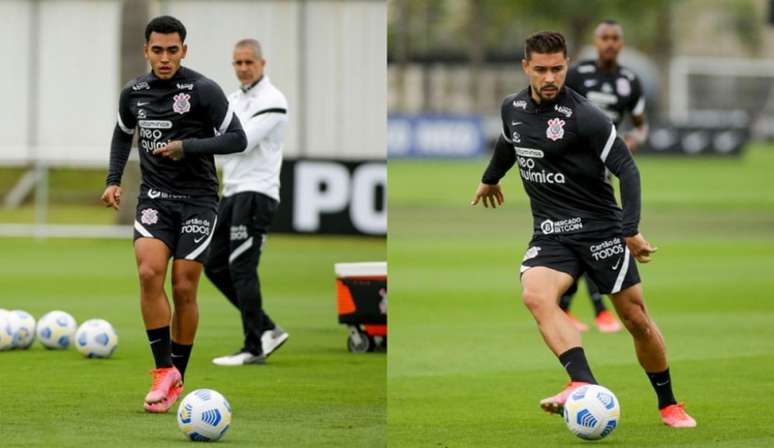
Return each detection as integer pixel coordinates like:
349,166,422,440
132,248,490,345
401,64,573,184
101,185,122,210
153,140,185,161
476,132,516,209
625,233,658,263
471,183,504,208
624,114,648,153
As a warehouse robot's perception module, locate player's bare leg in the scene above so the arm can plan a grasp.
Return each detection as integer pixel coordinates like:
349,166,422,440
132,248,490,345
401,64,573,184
135,238,172,329
521,267,578,355
611,283,696,427
167,259,202,387
144,259,201,413
610,284,667,371
134,238,181,410
521,267,596,414
170,259,202,345
170,258,200,383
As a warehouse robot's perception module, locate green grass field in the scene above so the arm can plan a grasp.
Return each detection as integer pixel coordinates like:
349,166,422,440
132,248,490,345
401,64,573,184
0,235,385,447
387,144,774,446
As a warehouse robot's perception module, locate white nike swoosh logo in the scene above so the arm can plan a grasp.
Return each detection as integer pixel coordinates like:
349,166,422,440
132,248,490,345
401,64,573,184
611,258,622,270
149,338,161,344
194,235,207,243
655,380,670,386
171,354,183,358
512,121,523,126
137,102,149,106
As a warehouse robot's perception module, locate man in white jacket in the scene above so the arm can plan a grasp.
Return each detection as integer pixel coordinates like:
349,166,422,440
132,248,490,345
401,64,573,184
205,39,289,366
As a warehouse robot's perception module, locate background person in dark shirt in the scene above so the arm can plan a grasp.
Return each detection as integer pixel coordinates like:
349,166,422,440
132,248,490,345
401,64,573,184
101,15,246,414
566,20,648,147
470,31,695,428
560,20,650,333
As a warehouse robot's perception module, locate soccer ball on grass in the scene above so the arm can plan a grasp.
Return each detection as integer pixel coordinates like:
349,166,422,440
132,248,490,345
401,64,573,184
177,389,232,442
36,310,77,349
75,319,118,358
10,310,36,349
563,384,620,440
0,309,15,351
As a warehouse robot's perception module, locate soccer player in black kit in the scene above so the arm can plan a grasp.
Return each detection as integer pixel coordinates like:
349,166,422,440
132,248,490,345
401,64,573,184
470,31,696,428
101,16,247,413
557,20,650,334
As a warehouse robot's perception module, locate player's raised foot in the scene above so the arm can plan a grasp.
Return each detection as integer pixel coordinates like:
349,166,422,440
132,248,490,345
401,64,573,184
212,350,266,366
144,382,184,413
144,366,182,404
564,311,589,332
660,403,697,428
594,310,622,333
539,381,591,415
262,326,289,358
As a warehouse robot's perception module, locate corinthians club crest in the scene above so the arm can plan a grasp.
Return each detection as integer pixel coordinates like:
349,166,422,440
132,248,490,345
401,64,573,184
546,117,565,141
140,208,159,225
173,93,191,114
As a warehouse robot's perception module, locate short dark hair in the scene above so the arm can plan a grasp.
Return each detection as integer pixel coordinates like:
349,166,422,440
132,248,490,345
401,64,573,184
145,16,187,43
524,31,567,59
595,20,623,38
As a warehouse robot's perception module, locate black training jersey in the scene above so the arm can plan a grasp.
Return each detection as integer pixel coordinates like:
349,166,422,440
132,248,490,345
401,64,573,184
565,60,644,128
107,67,246,198
482,86,641,237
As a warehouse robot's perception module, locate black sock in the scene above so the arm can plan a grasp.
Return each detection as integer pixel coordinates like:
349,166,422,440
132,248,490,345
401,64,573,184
590,294,606,315
146,326,173,369
558,347,597,384
647,368,677,409
560,281,579,311
171,341,193,381
583,277,606,316
559,294,572,311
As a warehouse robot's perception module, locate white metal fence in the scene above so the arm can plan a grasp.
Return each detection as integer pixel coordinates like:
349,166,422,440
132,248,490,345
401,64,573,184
0,0,386,237
0,0,386,166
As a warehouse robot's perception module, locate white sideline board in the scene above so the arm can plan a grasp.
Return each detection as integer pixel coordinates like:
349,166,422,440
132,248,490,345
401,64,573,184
335,262,387,278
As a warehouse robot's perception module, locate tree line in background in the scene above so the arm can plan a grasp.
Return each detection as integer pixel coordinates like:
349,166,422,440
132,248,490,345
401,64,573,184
388,0,763,64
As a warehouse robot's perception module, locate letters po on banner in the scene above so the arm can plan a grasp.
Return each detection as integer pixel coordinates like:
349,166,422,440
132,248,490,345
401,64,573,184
271,159,386,236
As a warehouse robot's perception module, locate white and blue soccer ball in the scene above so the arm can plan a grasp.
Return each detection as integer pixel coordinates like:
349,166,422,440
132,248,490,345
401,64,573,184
0,309,15,351
10,310,36,349
75,319,118,358
563,384,620,440
36,310,77,349
177,389,232,442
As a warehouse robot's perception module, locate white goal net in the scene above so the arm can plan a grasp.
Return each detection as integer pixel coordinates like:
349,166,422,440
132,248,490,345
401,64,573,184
669,56,774,138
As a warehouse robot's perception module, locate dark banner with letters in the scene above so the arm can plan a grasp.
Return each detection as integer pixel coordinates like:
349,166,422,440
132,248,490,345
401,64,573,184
388,114,486,158
272,159,386,236
638,123,750,156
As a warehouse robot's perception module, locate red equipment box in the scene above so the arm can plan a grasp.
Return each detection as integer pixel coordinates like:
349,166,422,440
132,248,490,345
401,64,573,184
335,262,387,352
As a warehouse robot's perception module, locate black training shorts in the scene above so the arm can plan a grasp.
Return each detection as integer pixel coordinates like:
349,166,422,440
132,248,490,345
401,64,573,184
133,196,218,263
519,231,640,294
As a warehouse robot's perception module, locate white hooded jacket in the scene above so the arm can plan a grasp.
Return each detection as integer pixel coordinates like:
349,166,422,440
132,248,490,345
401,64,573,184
219,76,288,201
